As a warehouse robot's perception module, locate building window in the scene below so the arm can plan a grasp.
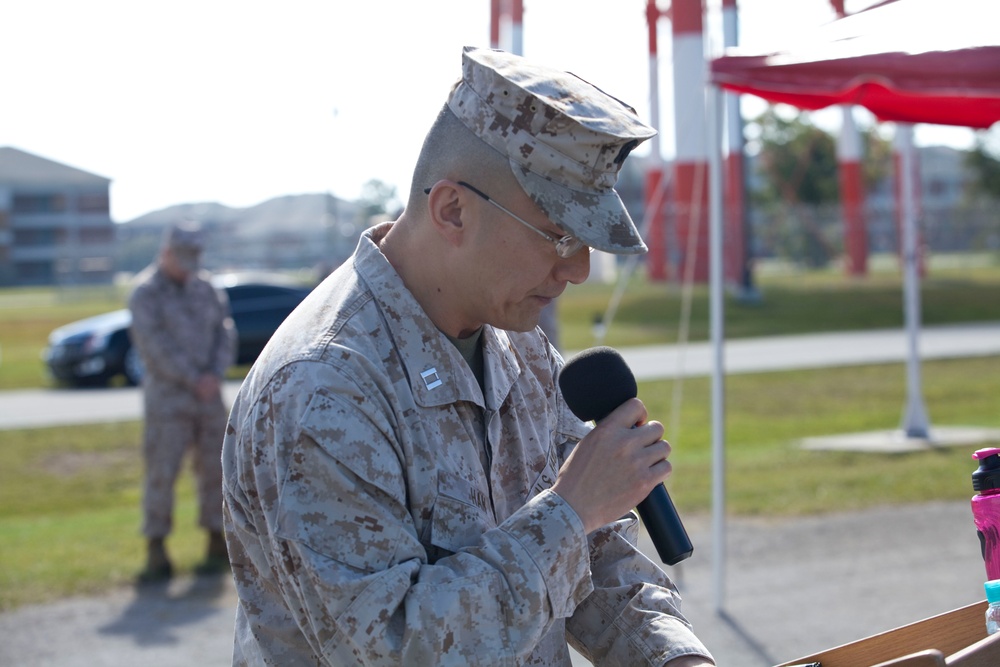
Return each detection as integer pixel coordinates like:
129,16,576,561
80,226,114,243
12,194,67,214
15,260,54,281
926,179,949,197
79,256,113,272
77,193,109,213
13,228,58,246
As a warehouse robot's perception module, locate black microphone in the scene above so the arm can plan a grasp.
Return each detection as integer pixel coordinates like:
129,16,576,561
558,346,694,566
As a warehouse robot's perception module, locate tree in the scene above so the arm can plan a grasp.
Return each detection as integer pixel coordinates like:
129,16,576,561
964,129,1000,200
747,108,839,267
357,179,401,225
746,106,892,268
750,107,838,205
860,125,893,193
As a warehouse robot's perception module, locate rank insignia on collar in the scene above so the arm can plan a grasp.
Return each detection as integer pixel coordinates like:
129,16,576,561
421,367,443,390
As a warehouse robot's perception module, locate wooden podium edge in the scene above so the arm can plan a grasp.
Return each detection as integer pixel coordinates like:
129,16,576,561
776,600,988,667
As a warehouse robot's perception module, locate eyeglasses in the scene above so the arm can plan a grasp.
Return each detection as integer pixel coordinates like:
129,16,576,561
424,181,590,259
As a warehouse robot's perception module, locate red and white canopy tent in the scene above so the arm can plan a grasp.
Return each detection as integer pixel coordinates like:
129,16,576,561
703,0,1000,609
711,0,1000,129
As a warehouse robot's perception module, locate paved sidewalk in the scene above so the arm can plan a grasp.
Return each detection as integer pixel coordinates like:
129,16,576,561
619,321,1000,381
0,501,987,666
3,322,999,430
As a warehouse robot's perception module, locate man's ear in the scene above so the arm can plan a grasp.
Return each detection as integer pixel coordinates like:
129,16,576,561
425,180,467,247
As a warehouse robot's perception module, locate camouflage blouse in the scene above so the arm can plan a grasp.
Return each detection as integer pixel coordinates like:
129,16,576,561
222,223,712,666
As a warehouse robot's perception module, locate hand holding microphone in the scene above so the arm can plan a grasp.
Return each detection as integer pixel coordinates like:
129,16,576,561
557,346,693,566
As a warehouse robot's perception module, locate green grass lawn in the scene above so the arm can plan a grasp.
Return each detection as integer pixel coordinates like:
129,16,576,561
2,356,998,610
556,254,1000,351
644,357,1000,516
0,420,210,610
0,253,998,610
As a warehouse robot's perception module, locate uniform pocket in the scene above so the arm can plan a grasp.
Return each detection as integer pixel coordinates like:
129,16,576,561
427,471,493,560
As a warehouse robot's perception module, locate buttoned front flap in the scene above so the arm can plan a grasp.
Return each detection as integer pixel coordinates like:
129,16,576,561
525,439,561,501
428,470,494,560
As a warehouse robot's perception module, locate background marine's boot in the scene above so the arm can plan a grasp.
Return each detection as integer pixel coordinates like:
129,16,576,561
195,530,229,575
138,538,173,583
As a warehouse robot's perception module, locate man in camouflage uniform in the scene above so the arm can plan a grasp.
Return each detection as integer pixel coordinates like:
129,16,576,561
129,222,236,581
222,47,715,666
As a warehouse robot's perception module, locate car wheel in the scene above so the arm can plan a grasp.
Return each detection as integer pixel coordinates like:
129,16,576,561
123,345,145,386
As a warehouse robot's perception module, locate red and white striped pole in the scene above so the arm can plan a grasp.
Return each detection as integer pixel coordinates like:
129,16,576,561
721,0,748,289
839,108,868,276
491,0,522,55
509,0,523,56
830,1,868,277
644,0,669,281
672,0,709,282
490,0,502,48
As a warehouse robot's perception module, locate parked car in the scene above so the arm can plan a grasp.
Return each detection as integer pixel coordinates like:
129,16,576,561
43,273,313,387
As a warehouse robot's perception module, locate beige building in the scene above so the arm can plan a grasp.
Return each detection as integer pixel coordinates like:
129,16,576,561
0,147,115,286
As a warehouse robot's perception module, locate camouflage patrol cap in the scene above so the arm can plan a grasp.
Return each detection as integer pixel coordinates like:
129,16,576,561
447,46,656,255
163,221,203,272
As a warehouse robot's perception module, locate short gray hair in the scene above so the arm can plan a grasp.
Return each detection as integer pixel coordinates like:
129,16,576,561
407,104,521,210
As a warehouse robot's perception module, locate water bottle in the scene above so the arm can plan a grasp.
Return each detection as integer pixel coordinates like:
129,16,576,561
986,580,1000,635
971,448,1000,580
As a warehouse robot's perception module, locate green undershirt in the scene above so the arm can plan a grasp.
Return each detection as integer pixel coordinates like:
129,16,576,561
445,327,485,393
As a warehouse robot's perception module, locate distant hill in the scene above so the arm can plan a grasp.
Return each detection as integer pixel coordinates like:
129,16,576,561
124,201,240,228
123,193,359,233
117,193,362,276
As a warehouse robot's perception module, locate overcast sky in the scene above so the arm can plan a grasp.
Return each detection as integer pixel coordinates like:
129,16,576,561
2,0,985,222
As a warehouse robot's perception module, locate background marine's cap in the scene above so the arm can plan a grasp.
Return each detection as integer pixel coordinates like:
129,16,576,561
164,222,204,272
447,46,657,255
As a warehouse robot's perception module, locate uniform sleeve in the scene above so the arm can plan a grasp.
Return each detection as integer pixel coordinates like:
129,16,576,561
225,380,596,666
566,516,715,665
128,284,199,389
208,285,236,377
549,348,715,666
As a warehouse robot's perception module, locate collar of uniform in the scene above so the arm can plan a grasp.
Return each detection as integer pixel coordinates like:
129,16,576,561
479,325,522,412
151,265,190,293
354,223,521,410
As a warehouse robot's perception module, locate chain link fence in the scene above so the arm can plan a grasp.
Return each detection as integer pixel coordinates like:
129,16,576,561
748,199,1000,270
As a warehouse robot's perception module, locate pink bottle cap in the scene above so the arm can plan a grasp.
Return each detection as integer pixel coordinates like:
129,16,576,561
974,448,1000,460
